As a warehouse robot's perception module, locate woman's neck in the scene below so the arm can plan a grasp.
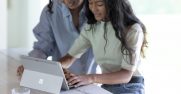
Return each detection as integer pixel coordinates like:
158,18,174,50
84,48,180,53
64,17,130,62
69,4,83,32
69,4,83,15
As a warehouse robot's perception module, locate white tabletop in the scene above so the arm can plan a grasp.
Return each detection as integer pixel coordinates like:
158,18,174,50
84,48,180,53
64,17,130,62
0,49,112,94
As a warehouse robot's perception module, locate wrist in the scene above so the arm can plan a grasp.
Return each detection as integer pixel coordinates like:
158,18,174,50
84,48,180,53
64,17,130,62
90,74,97,83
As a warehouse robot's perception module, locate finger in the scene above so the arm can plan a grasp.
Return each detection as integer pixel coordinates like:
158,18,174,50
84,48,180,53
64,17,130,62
18,66,24,76
63,68,70,74
17,68,19,75
65,73,76,79
17,69,20,76
65,73,71,79
74,82,85,87
69,78,81,86
17,65,22,73
68,76,78,82
18,74,23,81
68,76,79,85
69,73,76,77
20,66,24,74
17,65,22,76
20,66,23,72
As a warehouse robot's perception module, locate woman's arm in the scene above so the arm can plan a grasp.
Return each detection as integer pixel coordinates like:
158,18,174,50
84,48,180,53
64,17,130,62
29,5,56,59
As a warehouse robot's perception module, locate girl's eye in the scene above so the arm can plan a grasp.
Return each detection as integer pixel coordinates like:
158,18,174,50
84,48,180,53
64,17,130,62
89,2,93,6
97,2,104,6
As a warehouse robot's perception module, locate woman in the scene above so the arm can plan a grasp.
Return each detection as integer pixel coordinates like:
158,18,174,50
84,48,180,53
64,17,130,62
17,0,96,75
59,0,148,94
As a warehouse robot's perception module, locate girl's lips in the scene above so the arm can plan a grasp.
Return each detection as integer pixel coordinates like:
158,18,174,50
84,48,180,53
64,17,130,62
94,14,101,17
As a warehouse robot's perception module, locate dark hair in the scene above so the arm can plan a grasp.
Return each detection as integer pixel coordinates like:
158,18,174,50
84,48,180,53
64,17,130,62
48,0,53,13
85,0,148,57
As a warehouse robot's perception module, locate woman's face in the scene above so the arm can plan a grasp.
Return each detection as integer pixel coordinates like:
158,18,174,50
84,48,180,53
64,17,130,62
88,0,106,21
63,0,84,9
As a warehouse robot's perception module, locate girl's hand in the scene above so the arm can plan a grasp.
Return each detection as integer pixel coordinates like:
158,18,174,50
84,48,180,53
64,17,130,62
68,75,95,87
59,54,76,69
63,68,76,80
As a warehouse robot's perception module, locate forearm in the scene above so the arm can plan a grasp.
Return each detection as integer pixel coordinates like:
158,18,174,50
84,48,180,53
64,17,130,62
59,54,77,69
92,69,133,84
28,49,48,59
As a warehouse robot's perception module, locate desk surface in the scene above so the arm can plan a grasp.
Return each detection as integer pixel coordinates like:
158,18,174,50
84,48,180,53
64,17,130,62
0,49,112,94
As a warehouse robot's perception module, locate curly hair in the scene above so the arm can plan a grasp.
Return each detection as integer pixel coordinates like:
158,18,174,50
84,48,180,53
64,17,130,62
85,0,148,57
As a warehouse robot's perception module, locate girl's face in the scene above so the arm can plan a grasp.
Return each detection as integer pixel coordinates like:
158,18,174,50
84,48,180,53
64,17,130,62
88,0,107,21
63,0,83,9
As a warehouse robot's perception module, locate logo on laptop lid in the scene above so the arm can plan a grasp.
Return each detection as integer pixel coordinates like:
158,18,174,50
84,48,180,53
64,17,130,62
38,79,44,85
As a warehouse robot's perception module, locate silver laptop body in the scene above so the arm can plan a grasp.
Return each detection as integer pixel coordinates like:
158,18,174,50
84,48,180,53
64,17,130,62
20,55,69,94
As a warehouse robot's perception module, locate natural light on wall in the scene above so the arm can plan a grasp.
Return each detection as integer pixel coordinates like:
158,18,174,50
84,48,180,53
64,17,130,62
130,0,181,94
6,0,48,49
0,0,7,49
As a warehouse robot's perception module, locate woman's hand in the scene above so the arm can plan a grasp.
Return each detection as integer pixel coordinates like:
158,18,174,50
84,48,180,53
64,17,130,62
17,65,24,76
68,74,95,87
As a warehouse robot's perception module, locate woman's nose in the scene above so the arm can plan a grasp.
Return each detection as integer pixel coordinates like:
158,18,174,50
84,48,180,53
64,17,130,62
69,0,77,4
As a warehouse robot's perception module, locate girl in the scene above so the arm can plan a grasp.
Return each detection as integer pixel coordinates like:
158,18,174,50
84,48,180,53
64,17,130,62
60,0,148,94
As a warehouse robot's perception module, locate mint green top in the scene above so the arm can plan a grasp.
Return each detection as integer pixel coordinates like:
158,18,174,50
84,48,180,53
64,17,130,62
69,21,144,76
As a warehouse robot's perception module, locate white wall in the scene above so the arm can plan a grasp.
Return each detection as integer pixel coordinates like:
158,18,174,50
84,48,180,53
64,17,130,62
8,0,28,48
27,0,48,48
7,0,47,49
0,0,7,49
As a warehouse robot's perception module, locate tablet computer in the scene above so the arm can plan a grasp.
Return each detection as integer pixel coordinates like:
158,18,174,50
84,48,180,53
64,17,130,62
20,55,69,94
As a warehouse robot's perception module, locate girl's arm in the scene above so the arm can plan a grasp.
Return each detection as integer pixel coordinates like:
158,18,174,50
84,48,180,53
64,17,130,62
92,69,133,84
68,69,133,87
59,54,77,69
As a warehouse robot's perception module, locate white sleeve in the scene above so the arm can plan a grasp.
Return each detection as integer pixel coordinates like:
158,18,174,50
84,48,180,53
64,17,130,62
121,24,144,71
68,26,91,58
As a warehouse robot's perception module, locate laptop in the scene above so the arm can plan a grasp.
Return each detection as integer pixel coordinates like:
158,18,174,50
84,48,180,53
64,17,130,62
20,55,70,94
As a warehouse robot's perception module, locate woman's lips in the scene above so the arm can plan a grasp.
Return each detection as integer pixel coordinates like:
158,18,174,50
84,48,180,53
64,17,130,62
68,0,78,7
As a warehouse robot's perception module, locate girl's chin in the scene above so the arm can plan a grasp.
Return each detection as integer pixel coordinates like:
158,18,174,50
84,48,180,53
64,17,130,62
95,18,102,21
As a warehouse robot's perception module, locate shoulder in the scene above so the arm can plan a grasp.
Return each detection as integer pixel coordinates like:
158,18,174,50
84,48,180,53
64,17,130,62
83,23,91,30
81,23,91,35
52,0,63,5
126,23,144,39
80,23,94,38
129,23,143,33
40,0,66,16
43,0,64,12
